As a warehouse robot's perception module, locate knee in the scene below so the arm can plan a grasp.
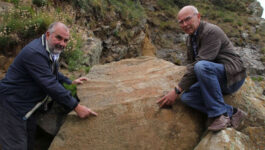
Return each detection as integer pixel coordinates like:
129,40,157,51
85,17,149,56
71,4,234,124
180,92,189,104
194,60,211,75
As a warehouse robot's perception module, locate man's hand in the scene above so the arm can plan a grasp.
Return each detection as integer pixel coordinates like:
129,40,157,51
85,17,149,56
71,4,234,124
72,77,89,85
157,89,178,108
74,104,98,118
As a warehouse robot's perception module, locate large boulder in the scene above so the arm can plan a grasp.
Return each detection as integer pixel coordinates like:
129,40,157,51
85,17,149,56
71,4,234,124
49,57,265,150
194,128,256,150
49,56,205,150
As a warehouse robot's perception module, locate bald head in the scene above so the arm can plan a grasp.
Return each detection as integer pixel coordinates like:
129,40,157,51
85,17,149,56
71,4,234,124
178,5,198,16
177,5,201,35
47,22,69,34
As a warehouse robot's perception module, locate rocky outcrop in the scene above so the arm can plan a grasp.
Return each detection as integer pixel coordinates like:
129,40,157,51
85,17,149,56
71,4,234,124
235,46,265,75
141,35,156,56
49,57,265,150
81,32,103,67
248,0,263,17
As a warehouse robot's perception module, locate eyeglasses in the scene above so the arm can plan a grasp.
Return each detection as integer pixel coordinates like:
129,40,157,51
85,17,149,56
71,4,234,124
178,13,197,25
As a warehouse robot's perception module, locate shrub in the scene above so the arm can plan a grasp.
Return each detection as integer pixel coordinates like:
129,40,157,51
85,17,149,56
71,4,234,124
61,31,85,71
32,0,47,7
0,6,52,40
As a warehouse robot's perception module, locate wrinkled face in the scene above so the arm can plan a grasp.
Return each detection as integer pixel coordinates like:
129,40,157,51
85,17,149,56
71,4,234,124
177,8,201,35
46,25,69,54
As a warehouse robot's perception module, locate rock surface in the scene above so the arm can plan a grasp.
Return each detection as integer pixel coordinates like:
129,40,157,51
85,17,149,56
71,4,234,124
235,46,265,75
49,56,205,150
49,57,265,150
194,128,255,150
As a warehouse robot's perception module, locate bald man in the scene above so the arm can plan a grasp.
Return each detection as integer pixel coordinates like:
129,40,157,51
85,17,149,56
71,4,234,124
157,6,247,131
0,22,97,149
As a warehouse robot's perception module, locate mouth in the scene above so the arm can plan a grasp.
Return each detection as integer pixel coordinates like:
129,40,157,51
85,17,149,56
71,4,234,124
55,44,64,50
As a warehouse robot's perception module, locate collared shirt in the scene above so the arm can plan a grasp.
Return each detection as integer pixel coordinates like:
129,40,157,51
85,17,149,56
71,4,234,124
44,37,60,62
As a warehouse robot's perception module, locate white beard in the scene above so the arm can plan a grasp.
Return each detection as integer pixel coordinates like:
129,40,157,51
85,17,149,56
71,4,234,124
47,42,64,54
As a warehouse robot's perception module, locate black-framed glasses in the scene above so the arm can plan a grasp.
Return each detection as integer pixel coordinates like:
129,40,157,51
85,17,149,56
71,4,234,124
178,13,197,25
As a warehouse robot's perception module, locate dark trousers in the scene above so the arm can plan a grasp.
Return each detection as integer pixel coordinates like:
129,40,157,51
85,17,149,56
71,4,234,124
0,100,37,150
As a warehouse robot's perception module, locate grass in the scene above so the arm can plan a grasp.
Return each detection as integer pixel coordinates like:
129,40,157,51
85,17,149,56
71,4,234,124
76,0,146,27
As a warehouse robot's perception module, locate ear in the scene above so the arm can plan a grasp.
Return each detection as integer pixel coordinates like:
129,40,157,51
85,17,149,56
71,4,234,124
197,13,201,20
46,31,50,38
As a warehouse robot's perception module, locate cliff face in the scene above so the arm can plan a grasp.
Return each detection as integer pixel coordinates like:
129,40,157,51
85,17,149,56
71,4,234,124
0,0,264,77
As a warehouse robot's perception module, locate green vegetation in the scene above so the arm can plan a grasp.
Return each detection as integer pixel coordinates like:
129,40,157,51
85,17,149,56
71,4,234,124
0,5,52,55
76,0,146,27
63,83,77,97
251,76,264,82
0,6,51,38
2,0,20,6
61,31,86,72
32,0,47,7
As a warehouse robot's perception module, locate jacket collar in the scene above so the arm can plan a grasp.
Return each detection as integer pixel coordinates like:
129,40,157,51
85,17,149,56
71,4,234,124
41,34,60,62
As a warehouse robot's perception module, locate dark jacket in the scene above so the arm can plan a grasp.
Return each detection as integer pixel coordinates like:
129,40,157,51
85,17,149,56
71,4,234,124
0,35,78,117
178,21,247,91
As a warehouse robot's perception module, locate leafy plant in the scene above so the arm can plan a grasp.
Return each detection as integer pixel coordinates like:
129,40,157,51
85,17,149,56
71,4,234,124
63,83,77,97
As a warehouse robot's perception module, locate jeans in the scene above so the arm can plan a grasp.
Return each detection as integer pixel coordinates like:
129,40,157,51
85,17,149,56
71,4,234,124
181,60,245,118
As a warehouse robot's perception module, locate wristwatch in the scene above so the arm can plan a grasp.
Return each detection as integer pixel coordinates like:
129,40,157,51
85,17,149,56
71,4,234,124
174,87,181,94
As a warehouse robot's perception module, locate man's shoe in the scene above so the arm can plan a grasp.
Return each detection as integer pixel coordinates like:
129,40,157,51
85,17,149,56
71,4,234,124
208,115,231,131
231,108,247,129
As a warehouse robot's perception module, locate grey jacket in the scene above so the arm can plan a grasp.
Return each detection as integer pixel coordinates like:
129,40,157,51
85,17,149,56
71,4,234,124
178,21,246,91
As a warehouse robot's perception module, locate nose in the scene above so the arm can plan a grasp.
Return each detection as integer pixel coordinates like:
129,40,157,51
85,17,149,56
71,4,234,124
182,21,188,26
59,40,67,47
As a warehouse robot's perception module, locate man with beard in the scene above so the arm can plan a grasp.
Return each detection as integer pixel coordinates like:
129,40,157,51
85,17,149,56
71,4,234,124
157,6,247,131
0,22,97,150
